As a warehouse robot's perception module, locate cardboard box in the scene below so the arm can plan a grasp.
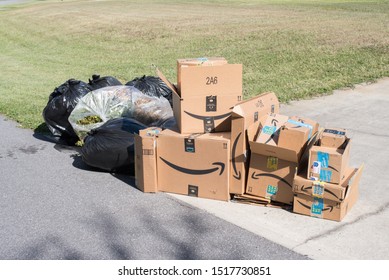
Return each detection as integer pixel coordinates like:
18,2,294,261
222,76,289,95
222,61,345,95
278,116,319,153
245,117,318,205
134,127,162,193
246,153,296,205
293,165,363,222
255,113,289,146
157,128,230,201
177,57,228,90
320,128,347,148
157,65,242,134
308,138,351,184
230,92,280,195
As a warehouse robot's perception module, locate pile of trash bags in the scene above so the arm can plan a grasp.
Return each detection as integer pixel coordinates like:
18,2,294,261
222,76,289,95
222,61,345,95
42,74,174,173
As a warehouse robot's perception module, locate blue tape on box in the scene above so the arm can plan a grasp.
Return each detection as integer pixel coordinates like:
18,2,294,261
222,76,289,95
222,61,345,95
287,119,314,139
262,126,277,135
317,151,329,168
319,169,332,182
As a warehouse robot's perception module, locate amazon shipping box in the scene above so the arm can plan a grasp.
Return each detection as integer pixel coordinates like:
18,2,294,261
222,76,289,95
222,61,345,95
230,92,280,195
308,136,351,184
134,127,162,193
293,165,363,221
157,128,230,201
245,113,319,205
157,61,242,134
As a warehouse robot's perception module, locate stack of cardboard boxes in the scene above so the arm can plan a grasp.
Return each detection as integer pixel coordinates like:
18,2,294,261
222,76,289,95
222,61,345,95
134,57,363,222
293,128,364,221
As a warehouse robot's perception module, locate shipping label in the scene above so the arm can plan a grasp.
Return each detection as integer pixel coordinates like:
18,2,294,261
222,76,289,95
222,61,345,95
311,198,324,217
267,157,278,171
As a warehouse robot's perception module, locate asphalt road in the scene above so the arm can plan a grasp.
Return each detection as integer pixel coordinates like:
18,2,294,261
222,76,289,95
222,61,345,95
0,115,307,260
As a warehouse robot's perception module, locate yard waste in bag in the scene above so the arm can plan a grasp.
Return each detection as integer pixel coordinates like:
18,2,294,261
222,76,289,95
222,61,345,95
88,74,122,90
126,75,173,107
42,79,92,145
69,85,173,140
81,118,146,173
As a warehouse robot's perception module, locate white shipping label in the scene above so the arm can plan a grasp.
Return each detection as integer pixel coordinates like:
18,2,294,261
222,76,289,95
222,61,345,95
312,161,321,174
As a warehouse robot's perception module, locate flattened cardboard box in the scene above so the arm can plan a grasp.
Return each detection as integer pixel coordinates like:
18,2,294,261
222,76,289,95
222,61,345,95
157,129,230,201
308,138,351,184
293,165,363,222
157,65,242,134
230,92,280,195
135,127,162,193
177,57,228,91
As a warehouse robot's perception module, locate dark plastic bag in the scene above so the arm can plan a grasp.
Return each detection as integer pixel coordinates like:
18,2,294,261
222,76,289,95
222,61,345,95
42,79,92,145
88,74,122,90
81,117,147,173
126,75,173,107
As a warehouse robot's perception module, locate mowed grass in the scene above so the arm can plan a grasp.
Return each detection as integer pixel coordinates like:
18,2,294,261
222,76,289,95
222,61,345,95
0,0,388,130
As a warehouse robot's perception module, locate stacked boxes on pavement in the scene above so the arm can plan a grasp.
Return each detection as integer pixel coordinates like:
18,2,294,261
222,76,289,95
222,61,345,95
134,57,363,222
293,128,364,221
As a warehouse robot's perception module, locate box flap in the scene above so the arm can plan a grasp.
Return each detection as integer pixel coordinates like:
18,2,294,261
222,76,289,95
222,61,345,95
344,164,364,199
156,68,180,97
231,92,279,119
249,140,300,162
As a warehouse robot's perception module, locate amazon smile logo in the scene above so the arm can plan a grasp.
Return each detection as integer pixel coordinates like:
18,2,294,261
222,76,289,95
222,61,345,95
231,132,242,180
160,157,225,176
300,184,341,200
297,200,334,212
251,172,293,189
184,111,231,121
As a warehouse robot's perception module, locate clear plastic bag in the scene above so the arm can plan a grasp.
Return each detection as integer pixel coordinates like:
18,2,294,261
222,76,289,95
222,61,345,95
68,85,173,140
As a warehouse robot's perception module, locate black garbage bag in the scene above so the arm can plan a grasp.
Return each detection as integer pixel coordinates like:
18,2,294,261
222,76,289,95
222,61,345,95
42,79,93,145
88,74,122,90
152,116,177,130
126,75,173,107
81,117,147,173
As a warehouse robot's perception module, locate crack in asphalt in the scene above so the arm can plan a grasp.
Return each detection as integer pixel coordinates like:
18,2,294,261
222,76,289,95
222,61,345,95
293,201,389,249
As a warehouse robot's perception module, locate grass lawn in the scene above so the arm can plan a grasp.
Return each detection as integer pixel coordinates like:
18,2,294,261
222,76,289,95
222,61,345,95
0,0,388,131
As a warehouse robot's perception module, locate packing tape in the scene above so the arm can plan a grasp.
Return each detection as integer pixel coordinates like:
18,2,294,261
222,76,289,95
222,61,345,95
319,169,332,182
312,181,325,198
317,151,329,168
287,119,314,139
262,125,276,135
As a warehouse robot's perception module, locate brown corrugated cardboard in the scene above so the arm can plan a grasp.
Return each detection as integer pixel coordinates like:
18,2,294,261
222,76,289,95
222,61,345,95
255,113,289,146
245,153,296,205
245,116,319,205
157,65,242,134
134,127,162,193
254,114,319,161
293,165,363,222
278,116,319,153
233,193,292,209
308,138,351,184
157,128,230,201
230,92,280,195
320,128,347,148
294,164,357,202
177,57,228,91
